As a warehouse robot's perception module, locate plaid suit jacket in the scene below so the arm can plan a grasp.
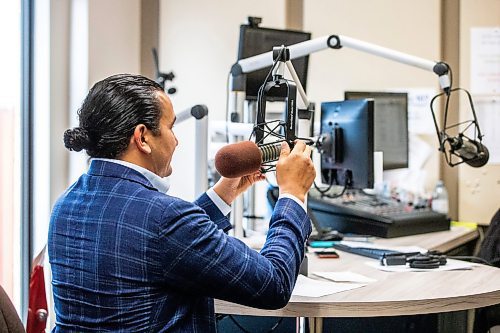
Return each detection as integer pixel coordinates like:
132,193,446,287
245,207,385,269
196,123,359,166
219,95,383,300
49,160,310,332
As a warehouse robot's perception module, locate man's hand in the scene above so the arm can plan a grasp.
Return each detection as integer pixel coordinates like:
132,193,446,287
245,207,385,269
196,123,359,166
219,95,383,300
276,141,316,203
213,171,266,205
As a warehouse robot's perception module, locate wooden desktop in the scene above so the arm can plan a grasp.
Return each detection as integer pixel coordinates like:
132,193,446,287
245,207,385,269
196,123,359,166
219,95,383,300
215,227,500,332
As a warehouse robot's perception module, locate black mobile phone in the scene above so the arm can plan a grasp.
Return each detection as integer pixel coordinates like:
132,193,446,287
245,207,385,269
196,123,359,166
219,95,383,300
315,250,339,259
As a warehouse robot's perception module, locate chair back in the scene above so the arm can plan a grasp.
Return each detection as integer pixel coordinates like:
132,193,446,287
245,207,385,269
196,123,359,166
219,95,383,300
479,208,500,267
0,285,25,333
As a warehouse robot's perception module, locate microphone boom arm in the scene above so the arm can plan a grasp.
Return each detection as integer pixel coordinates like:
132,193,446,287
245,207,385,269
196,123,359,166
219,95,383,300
230,33,488,168
232,34,451,93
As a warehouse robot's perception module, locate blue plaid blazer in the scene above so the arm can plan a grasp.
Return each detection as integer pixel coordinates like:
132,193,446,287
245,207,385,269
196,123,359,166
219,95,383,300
48,160,311,332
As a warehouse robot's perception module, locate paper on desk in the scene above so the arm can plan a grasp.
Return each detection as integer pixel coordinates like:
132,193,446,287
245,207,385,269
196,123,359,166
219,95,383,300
313,271,376,283
292,275,366,297
365,259,477,272
340,241,427,254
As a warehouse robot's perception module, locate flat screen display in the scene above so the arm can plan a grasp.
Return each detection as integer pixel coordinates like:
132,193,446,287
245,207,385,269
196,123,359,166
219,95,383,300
238,25,311,101
345,91,409,170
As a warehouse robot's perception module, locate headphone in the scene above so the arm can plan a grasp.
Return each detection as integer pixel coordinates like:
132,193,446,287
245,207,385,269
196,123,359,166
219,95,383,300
381,252,447,269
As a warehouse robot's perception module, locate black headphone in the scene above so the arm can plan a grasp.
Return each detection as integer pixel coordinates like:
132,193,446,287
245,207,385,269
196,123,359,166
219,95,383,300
407,253,447,269
381,252,447,269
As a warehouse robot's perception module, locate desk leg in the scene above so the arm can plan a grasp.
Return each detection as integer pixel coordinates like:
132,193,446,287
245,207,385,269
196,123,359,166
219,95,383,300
308,317,323,333
296,317,305,333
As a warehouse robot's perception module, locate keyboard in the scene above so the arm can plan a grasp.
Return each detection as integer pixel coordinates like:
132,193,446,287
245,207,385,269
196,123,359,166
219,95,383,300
308,190,450,238
331,243,402,259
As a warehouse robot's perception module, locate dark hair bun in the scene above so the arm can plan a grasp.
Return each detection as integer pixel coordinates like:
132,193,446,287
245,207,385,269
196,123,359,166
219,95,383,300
64,127,91,152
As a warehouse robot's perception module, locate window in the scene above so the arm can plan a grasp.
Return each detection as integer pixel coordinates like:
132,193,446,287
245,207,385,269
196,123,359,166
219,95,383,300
0,0,22,312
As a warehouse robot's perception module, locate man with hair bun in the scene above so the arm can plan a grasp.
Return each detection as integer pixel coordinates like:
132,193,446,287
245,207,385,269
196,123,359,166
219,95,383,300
48,73,316,332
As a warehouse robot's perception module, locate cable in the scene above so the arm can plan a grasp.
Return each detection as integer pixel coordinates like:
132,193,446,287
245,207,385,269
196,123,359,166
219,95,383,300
255,47,285,146
313,179,333,195
322,184,347,199
227,315,284,333
427,250,494,266
228,315,252,333
447,256,493,266
312,169,348,198
225,71,232,143
216,314,228,321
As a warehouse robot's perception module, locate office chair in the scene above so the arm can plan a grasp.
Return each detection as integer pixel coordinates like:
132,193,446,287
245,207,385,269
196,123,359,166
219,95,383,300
474,208,500,333
0,285,25,333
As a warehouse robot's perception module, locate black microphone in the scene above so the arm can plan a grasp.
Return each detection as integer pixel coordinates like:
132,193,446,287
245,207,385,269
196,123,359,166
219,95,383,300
447,136,489,168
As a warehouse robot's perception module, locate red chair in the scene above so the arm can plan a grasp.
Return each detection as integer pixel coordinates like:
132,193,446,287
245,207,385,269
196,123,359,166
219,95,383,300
27,247,48,333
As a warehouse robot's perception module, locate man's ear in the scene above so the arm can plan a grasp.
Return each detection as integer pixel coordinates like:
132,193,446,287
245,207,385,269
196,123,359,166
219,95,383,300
132,124,152,154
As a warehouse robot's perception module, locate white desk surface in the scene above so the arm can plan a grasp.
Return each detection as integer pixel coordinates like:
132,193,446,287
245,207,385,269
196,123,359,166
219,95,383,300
215,227,500,318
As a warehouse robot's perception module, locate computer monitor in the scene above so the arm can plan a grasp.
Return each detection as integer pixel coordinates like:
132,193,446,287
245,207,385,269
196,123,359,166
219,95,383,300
237,24,311,101
345,91,409,170
320,99,374,189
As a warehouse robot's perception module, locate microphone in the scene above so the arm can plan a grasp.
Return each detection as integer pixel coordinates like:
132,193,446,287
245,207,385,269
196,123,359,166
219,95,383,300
447,136,489,168
214,141,282,178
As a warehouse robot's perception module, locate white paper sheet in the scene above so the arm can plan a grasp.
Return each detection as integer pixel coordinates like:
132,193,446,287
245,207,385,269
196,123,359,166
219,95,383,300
475,97,500,164
365,259,476,272
470,27,500,94
339,240,427,254
313,271,376,283
291,275,367,297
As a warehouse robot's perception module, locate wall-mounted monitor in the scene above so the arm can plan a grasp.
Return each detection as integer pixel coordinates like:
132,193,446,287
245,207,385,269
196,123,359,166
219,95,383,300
345,91,409,170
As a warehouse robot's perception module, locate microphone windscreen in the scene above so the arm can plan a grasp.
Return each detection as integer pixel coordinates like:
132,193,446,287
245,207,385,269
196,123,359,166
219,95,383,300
215,141,262,178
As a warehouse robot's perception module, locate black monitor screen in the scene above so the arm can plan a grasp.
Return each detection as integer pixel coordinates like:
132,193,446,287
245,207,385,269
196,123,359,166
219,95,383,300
237,25,311,101
345,92,409,170
320,99,374,189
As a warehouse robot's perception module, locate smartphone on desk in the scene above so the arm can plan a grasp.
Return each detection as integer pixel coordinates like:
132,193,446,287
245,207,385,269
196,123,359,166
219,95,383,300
315,250,339,259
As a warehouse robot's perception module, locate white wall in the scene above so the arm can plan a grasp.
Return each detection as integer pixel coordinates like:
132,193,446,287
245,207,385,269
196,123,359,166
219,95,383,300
159,0,286,200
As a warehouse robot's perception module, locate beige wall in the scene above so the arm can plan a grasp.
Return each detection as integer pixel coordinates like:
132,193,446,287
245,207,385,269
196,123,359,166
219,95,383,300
55,0,499,222
159,0,286,199
88,0,142,85
458,0,500,225
159,0,445,199
304,0,442,194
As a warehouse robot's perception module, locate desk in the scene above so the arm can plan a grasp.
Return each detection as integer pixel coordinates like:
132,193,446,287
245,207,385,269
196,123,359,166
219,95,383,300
215,227,500,332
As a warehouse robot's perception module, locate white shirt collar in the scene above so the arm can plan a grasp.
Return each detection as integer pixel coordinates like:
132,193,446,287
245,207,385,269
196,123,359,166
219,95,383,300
92,158,171,194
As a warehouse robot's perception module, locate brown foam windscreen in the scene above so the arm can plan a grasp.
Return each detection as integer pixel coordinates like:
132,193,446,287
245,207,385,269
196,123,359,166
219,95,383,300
214,141,262,178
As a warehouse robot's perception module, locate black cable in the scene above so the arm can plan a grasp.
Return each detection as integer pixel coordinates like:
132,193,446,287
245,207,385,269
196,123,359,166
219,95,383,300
216,314,228,321
313,179,333,195
427,250,494,266
225,71,231,143
255,48,285,146
227,315,284,333
312,169,348,198
228,315,252,333
448,256,492,266
322,184,347,199
267,318,284,332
